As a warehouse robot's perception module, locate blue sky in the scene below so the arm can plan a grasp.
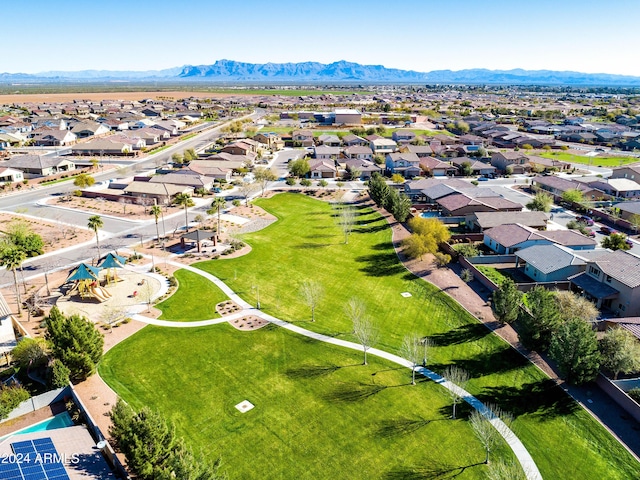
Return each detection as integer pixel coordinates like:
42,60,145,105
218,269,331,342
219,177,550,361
4,0,640,76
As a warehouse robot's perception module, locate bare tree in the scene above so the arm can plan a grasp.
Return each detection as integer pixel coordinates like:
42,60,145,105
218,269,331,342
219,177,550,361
138,197,153,214
400,333,422,385
345,297,366,326
470,409,500,464
300,280,323,322
340,204,356,244
353,316,380,365
25,291,48,322
443,366,470,419
487,460,528,480
254,167,277,197
239,182,258,206
119,196,130,215
140,281,155,313
100,305,126,333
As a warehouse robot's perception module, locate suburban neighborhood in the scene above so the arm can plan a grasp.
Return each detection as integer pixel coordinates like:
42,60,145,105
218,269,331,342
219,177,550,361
1,73,640,480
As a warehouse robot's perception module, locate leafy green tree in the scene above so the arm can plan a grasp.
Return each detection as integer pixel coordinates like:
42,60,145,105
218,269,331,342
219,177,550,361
387,190,411,222
367,173,390,207
561,189,584,204
171,153,183,164
0,247,26,314
73,173,95,188
549,318,600,385
5,219,44,257
461,161,474,177
402,217,451,260
526,192,553,212
491,279,522,324
555,290,599,324
391,173,405,184
183,148,197,162
48,359,70,388
45,306,104,381
518,286,561,351
173,193,195,231
0,385,30,420
599,328,640,379
207,197,227,244
254,167,277,196
87,215,103,263
11,337,49,368
289,158,310,178
151,204,162,242
602,233,631,251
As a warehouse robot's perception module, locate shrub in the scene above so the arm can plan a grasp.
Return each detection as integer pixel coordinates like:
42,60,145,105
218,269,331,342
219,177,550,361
453,243,479,258
232,199,241,207
300,179,312,187
168,276,178,287
433,252,451,267
0,385,30,420
285,177,296,186
629,388,640,404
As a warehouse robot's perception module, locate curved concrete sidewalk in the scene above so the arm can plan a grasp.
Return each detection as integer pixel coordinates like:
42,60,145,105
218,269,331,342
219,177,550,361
127,260,542,479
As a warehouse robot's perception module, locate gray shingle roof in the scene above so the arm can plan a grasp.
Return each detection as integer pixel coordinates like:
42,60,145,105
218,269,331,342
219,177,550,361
594,250,640,289
515,244,585,274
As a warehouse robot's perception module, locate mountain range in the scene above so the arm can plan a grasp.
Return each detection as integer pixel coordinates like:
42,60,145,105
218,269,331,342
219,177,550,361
2,60,640,86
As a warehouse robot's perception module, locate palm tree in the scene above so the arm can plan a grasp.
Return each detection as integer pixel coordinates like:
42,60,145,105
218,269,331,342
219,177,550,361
87,215,103,264
207,196,227,244
0,247,26,314
151,204,162,242
174,193,195,231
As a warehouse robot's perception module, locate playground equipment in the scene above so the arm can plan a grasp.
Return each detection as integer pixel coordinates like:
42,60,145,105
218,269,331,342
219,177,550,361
98,252,126,285
64,263,112,302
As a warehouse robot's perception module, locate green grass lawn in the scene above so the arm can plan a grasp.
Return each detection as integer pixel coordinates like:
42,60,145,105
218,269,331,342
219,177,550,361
475,266,512,285
186,193,639,479
540,152,638,167
156,269,228,321
100,324,512,479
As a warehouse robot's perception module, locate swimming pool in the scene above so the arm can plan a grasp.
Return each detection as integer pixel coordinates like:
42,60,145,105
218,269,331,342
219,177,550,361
420,211,441,218
2,411,73,439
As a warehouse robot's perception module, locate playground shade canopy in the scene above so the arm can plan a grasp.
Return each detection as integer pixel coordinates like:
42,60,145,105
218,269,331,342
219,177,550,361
98,252,126,269
65,263,101,283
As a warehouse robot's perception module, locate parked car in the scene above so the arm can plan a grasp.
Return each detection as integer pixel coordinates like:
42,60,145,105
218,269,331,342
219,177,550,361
600,226,618,235
626,239,634,249
576,215,594,226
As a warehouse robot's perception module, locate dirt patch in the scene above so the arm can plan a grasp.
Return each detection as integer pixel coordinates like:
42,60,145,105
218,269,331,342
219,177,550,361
45,195,184,221
229,315,269,331
0,91,241,105
216,300,241,316
0,212,93,255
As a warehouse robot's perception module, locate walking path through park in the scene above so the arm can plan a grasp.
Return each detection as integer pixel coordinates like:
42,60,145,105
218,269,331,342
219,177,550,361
122,259,542,480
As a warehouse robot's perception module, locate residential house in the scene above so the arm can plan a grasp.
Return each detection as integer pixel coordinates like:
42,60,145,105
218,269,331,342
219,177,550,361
402,144,433,157
4,154,75,177
254,132,284,150
123,181,191,205
527,155,571,172
610,166,640,182
110,134,146,151
385,152,421,178
532,175,610,201
342,134,368,147
392,129,416,143
30,128,77,146
586,178,640,199
0,167,24,183
437,194,522,217
149,172,215,191
403,177,471,203
71,138,133,156
570,249,640,315
484,223,596,254
449,157,497,177
314,145,341,160
611,201,640,222
515,244,593,282
465,211,549,232
343,159,381,180
316,134,341,147
370,138,397,155
419,156,456,177
490,151,531,174
71,120,111,139
344,145,373,160
185,162,233,182
309,161,337,179
292,129,314,147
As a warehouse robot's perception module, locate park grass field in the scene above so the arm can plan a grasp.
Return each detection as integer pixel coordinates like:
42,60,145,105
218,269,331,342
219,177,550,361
156,269,228,321
103,193,640,479
540,151,639,167
100,324,505,479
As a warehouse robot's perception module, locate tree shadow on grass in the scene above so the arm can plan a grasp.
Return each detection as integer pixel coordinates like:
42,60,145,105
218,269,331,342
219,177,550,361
285,364,356,379
476,379,579,418
385,460,484,479
430,348,529,379
292,242,333,249
355,252,406,276
354,224,389,234
324,382,407,403
430,323,491,346
355,216,385,226
376,417,446,438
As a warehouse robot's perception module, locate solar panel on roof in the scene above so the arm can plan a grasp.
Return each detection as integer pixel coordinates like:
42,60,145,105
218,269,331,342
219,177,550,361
8,437,70,480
